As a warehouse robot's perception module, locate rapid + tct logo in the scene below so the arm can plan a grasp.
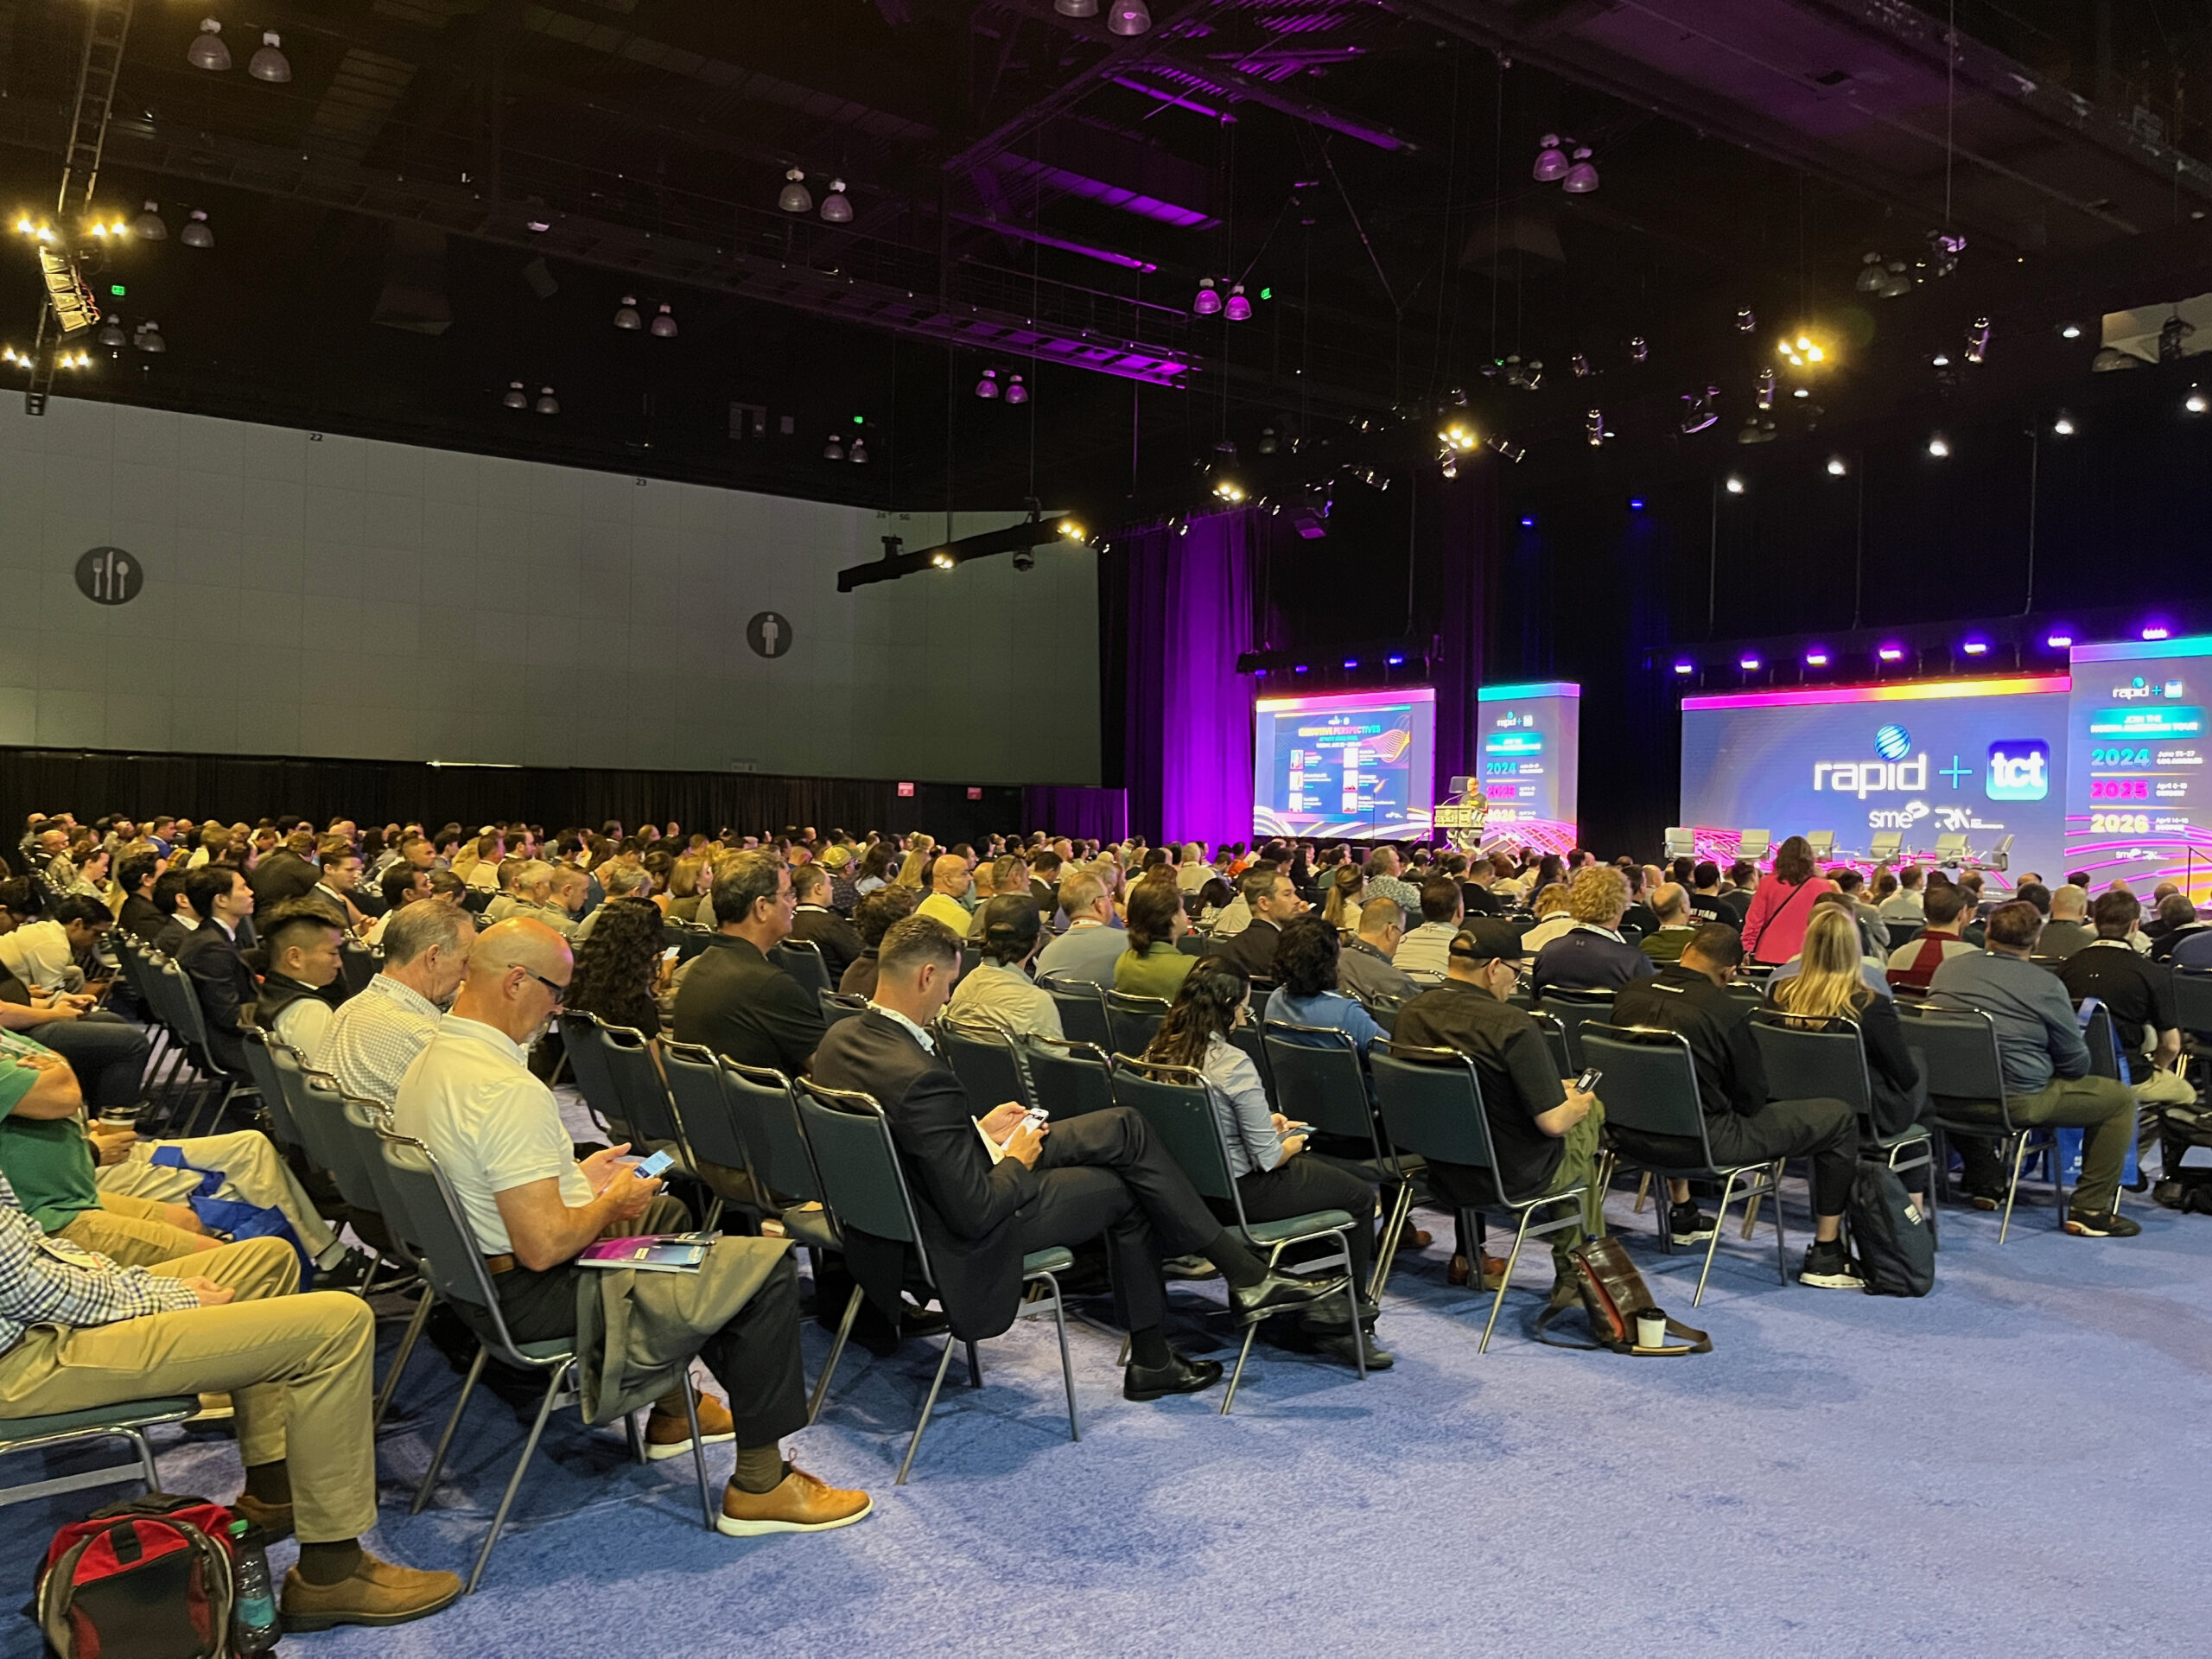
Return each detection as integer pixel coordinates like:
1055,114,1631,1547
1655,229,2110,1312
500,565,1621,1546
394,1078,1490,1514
1986,740,2049,801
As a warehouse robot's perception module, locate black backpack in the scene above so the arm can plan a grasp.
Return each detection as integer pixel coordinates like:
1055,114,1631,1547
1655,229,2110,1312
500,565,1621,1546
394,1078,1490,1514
1848,1162,1935,1296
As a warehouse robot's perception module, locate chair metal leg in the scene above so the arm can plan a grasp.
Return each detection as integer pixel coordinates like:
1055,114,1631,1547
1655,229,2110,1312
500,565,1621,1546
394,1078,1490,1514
1342,1231,1367,1380
466,1360,573,1595
1037,1272,1079,1442
1631,1170,1653,1214
1479,1208,1536,1353
1999,1134,2029,1244
895,1337,960,1485
807,1286,863,1425
1370,1179,1413,1301
1770,1161,1790,1285
680,1381,715,1532
124,1427,160,1492
1692,1170,1743,1308
1219,1324,1262,1415
412,1346,486,1513
372,1292,435,1431
964,1341,983,1389
623,1410,645,1465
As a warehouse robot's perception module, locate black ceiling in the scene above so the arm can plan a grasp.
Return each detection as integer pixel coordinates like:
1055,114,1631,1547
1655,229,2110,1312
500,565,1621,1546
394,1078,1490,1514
4,0,2211,528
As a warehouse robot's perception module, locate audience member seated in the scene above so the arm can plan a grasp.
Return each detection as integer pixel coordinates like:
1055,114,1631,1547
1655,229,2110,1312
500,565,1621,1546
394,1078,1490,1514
115,852,165,944
0,888,110,995
1738,836,1837,967
812,915,1344,1401
1639,883,1699,962
323,901,476,1108
567,899,669,1037
946,897,1062,1039
1457,855,1506,918
1518,882,1574,953
1363,847,1422,916
1617,863,1661,941
364,860,431,946
256,900,347,1061
1392,919,1605,1294
1611,924,1865,1287
1395,879,1465,984
1338,898,1419,1007
1766,893,1895,1000
915,855,976,939
149,871,200,957
1769,907,1930,1182
1263,913,1385,1052
1929,900,2141,1235
2037,882,2096,957
1141,957,1387,1369
1114,881,1197,1001
2058,891,2196,1111
1886,881,1975,990
790,863,866,984
1034,873,1124,988
175,867,260,1076
304,838,368,934
671,852,824,1076
1878,866,1928,921
1530,866,1656,996
1321,865,1364,935
2150,893,2212,963
397,918,867,1534
1212,868,1302,982
840,887,919,1000
248,830,321,911
575,863,652,941
1684,861,1727,923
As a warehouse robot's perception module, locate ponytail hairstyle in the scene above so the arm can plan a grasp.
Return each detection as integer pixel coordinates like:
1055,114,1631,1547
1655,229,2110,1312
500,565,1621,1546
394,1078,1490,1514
1144,957,1249,1069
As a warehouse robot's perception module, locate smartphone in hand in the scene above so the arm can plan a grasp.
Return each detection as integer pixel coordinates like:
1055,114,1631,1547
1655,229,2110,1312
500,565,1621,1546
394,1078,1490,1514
632,1148,676,1180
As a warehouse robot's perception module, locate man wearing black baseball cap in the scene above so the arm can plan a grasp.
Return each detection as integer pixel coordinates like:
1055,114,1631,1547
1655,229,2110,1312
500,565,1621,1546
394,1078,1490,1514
1390,918,1604,1294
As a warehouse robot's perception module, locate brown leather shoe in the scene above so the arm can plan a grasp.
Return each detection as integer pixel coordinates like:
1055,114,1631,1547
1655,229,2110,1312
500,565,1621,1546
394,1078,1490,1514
716,1465,874,1536
229,1491,293,1542
1447,1253,1510,1290
279,1553,462,1632
645,1389,735,1461
1382,1219,1433,1253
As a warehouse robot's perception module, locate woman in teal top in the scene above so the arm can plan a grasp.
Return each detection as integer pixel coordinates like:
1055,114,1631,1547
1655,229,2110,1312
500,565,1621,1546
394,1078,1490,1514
1114,880,1196,999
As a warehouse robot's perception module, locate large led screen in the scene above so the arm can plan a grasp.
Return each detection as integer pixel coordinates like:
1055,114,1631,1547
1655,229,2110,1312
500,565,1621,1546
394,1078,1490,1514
1253,688,1436,841
2066,636,2212,900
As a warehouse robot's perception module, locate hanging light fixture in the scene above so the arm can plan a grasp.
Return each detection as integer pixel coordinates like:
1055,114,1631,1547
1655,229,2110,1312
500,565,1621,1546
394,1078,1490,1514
778,168,812,213
503,381,528,410
1736,306,1757,333
1056,0,1099,13
820,181,853,224
96,319,126,348
1963,317,1992,365
1192,277,1221,316
976,368,1000,399
132,200,167,240
1756,366,1776,409
1224,283,1252,321
180,210,213,249
1926,432,1949,457
1561,147,1600,193
188,19,231,70
133,321,165,353
849,435,868,464
1679,385,1719,434
1854,252,1884,293
613,296,642,330
1106,0,1152,35
1584,409,1605,447
1005,373,1028,405
534,385,558,415
1570,353,1591,378
1628,336,1648,363
248,30,290,81
1532,134,1569,182
824,434,844,461
1877,262,1913,299
649,303,677,338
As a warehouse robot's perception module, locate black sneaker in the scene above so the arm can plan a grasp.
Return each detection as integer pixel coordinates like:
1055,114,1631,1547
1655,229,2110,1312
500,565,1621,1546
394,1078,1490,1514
315,1249,379,1292
1313,1327,1395,1370
1799,1240,1866,1290
2064,1208,2142,1238
1668,1202,1717,1245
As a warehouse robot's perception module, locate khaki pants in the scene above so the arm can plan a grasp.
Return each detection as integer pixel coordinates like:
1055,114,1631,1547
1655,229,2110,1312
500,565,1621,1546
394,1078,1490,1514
0,1236,378,1542
59,1192,218,1268
99,1132,340,1261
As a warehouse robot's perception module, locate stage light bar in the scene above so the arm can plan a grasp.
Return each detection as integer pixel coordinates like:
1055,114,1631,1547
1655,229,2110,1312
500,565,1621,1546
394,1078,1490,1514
1628,496,1645,511
2045,632,2075,648
1684,673,2070,711
2143,624,2172,640
1878,645,1904,662
1804,650,1830,667
1738,656,1762,671
1961,639,1989,655
836,516,1079,591
1519,516,1535,528
1344,658,1359,669
1672,661,1694,676
1387,654,1405,666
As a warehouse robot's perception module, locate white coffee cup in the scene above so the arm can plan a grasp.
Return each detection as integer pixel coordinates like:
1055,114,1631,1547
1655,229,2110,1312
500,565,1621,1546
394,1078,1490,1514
1635,1307,1668,1349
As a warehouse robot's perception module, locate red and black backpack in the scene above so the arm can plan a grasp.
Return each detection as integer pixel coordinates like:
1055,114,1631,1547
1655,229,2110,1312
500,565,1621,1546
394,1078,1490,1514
35,1493,236,1658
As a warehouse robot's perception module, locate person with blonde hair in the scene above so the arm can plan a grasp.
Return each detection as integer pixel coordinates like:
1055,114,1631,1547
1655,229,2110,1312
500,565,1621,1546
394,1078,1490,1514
1770,906,1930,1168
668,853,711,923
1517,882,1576,953
1530,863,1655,995
1321,863,1364,934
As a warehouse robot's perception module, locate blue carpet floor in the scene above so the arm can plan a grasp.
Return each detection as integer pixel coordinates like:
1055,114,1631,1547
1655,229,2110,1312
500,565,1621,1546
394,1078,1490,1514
3,1160,2205,1658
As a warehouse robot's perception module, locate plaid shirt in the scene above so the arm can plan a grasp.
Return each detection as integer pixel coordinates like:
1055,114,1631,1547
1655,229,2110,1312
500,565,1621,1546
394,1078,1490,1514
0,1170,197,1356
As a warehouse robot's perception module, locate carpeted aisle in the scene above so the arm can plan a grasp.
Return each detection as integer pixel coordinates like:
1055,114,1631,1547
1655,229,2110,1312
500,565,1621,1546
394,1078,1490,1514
3,1172,2206,1657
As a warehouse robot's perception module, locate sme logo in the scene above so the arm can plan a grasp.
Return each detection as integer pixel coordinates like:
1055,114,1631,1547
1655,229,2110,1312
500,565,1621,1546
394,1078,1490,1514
1814,753,1928,798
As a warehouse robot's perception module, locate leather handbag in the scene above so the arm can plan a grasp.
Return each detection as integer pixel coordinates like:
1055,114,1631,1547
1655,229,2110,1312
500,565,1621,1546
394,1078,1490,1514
1535,1234,1712,1354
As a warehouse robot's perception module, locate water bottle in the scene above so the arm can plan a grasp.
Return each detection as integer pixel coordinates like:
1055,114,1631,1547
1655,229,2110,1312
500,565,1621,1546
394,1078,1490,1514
228,1519,280,1654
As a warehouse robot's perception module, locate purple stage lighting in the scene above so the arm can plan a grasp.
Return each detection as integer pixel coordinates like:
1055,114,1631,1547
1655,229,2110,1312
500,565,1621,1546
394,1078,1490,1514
1739,656,1762,671
2046,632,2075,649
1387,654,1405,666
2143,624,2172,640
1805,650,1830,666
1520,516,1536,528
1343,658,1359,670
1961,638,1989,656
1628,496,1646,511
1878,645,1904,662
1294,664,1308,674
1672,661,1694,676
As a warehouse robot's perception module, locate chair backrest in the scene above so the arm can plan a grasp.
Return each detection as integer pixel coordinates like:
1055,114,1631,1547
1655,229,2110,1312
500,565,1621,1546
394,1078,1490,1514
594,1021,687,1151
1370,1040,1513,1205
1885,920,1923,950
666,921,715,964
155,959,213,1051
1579,1023,1713,1147
1934,831,1969,861
1747,1009,1873,1117
262,1038,349,1191
791,1082,925,1272
1530,1009,1572,1077
1868,830,1903,861
337,942,378,998
936,1019,1033,1114
296,1066,385,1216
1105,991,1172,1058
2076,998,2123,1082
1262,1022,1381,1152
773,938,831,996
1109,1058,1242,1211
238,1028,307,1160
376,1135,538,1363
1535,986,1615,1069
1225,1020,1273,1096
819,990,869,1030
1662,828,1694,861
557,1012,629,1138
1038,977,1113,1048
1806,830,1836,860
1736,830,1770,863
2174,968,2212,1039
1895,1001,2009,1118
1018,1036,1117,1120
719,1058,823,1204
111,932,153,1005
335,1094,416,1263
658,1040,755,1184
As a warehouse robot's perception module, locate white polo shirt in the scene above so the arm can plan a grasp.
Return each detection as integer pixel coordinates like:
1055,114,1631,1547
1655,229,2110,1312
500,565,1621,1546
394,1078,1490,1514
392,1013,588,1255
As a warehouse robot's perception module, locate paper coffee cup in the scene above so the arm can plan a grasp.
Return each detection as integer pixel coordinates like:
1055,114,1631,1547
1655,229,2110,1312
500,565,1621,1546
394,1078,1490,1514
1635,1308,1667,1348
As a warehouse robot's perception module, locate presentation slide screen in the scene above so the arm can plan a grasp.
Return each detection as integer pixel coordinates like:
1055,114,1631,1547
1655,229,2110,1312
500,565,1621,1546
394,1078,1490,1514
1476,682,1580,855
1680,677,2070,880
1253,688,1435,841
2066,637,2212,899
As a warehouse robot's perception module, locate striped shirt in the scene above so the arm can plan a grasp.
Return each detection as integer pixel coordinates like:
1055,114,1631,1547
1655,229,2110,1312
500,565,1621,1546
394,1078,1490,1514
0,1169,195,1357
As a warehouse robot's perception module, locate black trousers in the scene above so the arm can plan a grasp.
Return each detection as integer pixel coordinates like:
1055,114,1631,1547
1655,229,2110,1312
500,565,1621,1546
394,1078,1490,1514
492,1195,810,1450
38,1013,151,1111
1221,1155,1375,1291
1611,1097,1860,1217
1019,1107,1224,1333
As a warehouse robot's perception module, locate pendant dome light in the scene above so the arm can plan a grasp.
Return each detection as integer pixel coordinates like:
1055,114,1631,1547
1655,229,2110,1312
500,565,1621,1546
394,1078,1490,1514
132,200,167,239
1223,283,1252,321
613,296,642,329
534,385,558,415
503,381,528,409
1192,277,1221,316
820,181,853,223
1561,147,1599,193
188,19,231,71
1531,134,1568,182
180,210,213,248
248,31,291,82
1106,0,1151,35
649,303,677,338
1005,373,1028,405
778,168,812,213
1055,0,1099,13
976,367,1000,399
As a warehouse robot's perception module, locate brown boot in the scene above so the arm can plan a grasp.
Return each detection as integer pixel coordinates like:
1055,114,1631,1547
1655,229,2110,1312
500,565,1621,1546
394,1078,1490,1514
716,1465,874,1537
645,1389,735,1461
279,1553,461,1631
229,1491,293,1542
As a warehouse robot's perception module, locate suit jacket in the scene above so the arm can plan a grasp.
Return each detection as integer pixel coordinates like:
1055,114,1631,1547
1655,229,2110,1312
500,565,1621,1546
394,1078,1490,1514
173,918,257,1074
669,934,826,1077
247,850,321,912
810,1009,1040,1339
791,906,865,986
118,893,166,944
151,918,194,959
1213,918,1281,982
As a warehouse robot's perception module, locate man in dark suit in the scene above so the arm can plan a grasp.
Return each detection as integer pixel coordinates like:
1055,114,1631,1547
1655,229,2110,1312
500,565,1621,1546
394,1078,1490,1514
248,830,320,912
116,851,166,944
1214,867,1304,982
671,852,825,1077
789,862,865,986
810,914,1347,1402
174,865,260,1076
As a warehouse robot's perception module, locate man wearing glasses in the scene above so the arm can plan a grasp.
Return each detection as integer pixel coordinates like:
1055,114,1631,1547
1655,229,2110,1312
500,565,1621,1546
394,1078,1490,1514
394,918,870,1538
1387,919,1604,1296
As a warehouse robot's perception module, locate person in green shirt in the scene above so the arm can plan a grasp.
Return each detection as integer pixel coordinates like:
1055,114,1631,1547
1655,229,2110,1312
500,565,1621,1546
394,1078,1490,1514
1114,880,1197,1001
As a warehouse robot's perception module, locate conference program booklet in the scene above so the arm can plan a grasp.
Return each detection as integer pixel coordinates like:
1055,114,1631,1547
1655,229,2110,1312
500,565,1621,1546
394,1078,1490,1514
576,1232,715,1273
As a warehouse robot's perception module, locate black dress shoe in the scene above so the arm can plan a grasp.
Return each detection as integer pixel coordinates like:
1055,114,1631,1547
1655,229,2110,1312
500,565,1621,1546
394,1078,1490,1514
1228,1268,1352,1325
850,1302,950,1358
1122,1352,1224,1402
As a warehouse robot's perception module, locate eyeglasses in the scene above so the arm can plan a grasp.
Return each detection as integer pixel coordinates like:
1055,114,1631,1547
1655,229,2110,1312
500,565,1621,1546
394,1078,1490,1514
519,967,569,1006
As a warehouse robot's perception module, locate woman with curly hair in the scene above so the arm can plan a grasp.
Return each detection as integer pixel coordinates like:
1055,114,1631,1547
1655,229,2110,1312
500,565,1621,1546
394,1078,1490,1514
564,897,667,1037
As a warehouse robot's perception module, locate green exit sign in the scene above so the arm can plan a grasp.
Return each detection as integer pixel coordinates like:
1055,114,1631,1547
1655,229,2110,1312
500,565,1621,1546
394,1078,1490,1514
109,284,125,296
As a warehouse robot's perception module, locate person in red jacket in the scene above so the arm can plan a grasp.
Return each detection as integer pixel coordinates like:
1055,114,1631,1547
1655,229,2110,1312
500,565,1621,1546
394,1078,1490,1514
1738,836,1839,967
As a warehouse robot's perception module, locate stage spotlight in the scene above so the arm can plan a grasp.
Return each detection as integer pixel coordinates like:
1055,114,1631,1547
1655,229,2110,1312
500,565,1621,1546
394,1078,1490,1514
1927,434,1950,457
931,553,954,569
1440,454,1459,480
1585,409,1605,447
1962,638,1989,656
1387,654,1405,666
2052,412,2075,435
1672,660,1694,676
1878,645,1904,662
1058,520,1084,541
1344,658,1359,670
2187,386,2208,414
1964,318,1992,365
1826,455,1847,476
779,169,811,213
1211,477,1246,503
1724,474,1745,494
1738,656,1762,671
1806,649,1830,667
2143,623,2172,640
1628,496,1645,511
1519,516,1535,528
2060,322,2082,339
1930,353,1950,366
2046,631,2075,649
1737,307,1757,334
1293,664,1307,674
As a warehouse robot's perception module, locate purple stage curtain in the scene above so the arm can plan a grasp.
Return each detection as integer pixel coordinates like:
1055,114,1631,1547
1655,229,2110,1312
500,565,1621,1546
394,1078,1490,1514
1122,513,1256,849
1023,785,1128,843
